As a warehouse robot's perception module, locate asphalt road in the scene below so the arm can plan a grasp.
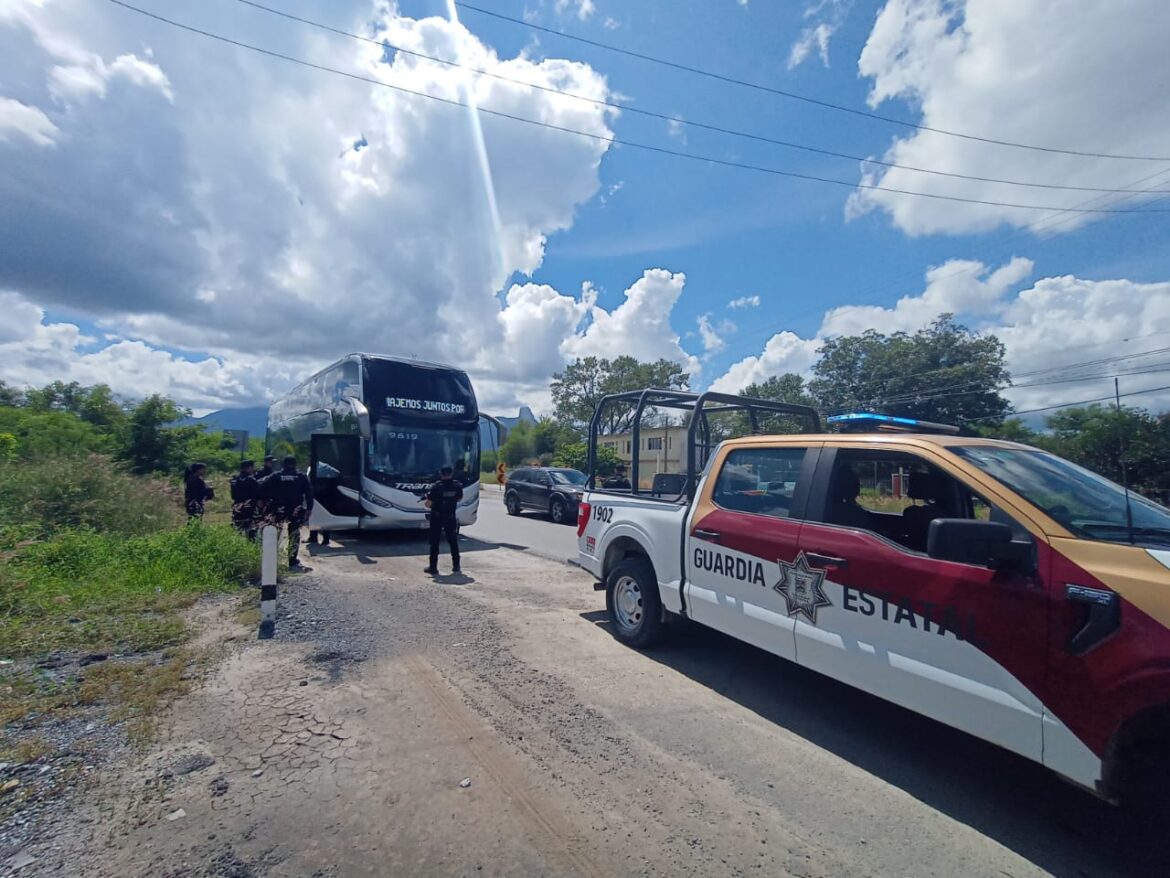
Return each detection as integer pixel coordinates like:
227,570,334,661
464,485,582,564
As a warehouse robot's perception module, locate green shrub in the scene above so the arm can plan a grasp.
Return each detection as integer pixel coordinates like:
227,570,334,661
0,454,183,543
0,523,259,657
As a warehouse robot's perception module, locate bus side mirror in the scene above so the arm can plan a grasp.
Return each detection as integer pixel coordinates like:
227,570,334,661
346,397,372,439
928,519,1029,570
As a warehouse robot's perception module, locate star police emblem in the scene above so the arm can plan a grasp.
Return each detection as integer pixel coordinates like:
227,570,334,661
774,552,832,624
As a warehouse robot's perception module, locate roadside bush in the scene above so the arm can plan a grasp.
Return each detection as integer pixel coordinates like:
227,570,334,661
0,523,259,657
0,454,183,544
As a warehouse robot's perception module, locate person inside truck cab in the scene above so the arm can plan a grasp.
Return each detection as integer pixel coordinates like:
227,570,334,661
603,464,631,490
826,466,870,529
902,470,957,551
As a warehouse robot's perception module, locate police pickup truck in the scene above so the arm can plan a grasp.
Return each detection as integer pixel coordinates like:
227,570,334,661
576,390,1170,813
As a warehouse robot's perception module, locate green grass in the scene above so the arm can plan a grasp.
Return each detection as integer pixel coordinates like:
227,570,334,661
0,523,259,658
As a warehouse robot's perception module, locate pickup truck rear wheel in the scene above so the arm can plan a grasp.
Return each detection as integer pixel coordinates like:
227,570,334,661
606,558,663,648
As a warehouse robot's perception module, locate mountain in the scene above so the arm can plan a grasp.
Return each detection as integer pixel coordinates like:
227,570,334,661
177,406,269,438
480,405,537,451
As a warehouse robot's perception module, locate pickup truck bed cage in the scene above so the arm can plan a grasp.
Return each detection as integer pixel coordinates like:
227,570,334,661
587,389,820,502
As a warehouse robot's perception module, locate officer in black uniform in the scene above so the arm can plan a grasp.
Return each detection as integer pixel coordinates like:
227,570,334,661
257,455,276,481
424,465,463,575
603,464,631,490
184,462,214,520
229,459,260,541
260,455,314,569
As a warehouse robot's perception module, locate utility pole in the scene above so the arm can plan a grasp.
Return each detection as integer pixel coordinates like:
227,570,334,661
1114,377,1135,543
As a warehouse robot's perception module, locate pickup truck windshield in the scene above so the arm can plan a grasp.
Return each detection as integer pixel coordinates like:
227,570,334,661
953,445,1170,546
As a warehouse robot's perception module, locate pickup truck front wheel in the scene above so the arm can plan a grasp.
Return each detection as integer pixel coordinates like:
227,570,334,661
606,558,663,648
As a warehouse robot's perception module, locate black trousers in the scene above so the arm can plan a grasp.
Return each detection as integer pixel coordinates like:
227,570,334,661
428,516,460,569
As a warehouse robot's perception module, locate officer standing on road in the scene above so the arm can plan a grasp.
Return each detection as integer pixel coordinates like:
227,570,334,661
230,459,260,541
261,455,314,570
423,465,463,576
603,464,632,490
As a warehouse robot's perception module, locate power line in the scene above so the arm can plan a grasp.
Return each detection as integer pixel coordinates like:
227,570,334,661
455,1,1170,163
966,383,1170,422
234,0,1170,196
103,1,1170,216
725,165,1170,356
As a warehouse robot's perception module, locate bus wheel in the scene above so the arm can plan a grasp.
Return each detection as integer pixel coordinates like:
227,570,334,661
549,497,568,524
505,492,521,516
605,557,663,648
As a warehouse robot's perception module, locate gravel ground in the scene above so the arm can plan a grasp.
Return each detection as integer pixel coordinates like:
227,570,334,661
3,529,1166,876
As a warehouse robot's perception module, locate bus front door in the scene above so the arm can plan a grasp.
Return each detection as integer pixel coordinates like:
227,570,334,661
309,434,362,532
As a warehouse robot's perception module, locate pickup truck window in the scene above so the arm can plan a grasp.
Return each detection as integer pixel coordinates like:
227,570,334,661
712,447,807,519
824,449,1024,552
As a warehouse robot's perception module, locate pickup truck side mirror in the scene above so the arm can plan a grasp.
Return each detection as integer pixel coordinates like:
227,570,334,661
927,518,1032,571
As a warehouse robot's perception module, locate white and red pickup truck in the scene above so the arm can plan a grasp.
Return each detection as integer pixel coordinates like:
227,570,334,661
575,390,1170,813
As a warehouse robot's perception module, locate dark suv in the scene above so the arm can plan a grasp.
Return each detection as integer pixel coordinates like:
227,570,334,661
504,467,587,524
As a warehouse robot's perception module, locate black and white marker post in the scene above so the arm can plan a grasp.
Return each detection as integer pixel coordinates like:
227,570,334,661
258,525,277,639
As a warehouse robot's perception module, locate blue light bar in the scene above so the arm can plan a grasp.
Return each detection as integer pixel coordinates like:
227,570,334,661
826,413,960,435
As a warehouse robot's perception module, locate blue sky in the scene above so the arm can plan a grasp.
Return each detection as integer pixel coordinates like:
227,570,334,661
2,0,1169,415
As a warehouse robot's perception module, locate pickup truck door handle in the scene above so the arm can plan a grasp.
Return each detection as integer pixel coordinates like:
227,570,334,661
693,528,722,543
1065,584,1120,655
804,552,848,569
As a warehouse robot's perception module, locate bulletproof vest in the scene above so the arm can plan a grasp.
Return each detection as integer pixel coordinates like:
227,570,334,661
429,480,463,517
265,471,307,507
231,474,260,502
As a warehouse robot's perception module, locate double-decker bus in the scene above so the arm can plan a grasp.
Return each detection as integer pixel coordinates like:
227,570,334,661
266,354,481,532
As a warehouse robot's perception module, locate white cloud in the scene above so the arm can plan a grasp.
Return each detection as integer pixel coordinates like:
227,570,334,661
819,256,1033,337
697,314,726,355
710,258,1170,415
728,294,760,310
566,269,701,377
850,0,1170,235
667,113,686,141
555,0,596,21
603,17,619,29
788,0,851,69
0,0,624,414
0,95,57,145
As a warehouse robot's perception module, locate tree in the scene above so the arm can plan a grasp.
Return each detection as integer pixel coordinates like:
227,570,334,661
551,356,690,434
0,382,23,407
977,418,1038,444
119,394,200,475
551,441,621,476
531,418,578,461
500,420,535,467
809,316,1010,426
741,374,818,408
1042,405,1170,487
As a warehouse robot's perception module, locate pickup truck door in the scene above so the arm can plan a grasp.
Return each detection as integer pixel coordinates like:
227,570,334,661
684,444,820,662
793,445,1047,764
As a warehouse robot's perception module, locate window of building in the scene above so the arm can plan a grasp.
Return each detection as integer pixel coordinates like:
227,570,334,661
647,437,663,451
712,447,808,520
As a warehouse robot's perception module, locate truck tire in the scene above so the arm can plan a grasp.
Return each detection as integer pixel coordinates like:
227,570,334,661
605,557,663,648
505,491,521,516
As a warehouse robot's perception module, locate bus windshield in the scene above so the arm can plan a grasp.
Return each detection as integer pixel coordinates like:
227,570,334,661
953,445,1170,547
366,421,479,483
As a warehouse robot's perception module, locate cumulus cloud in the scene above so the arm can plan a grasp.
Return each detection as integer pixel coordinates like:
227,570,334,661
696,314,726,355
728,294,760,309
0,0,626,413
849,0,1170,235
710,257,1170,415
0,96,57,145
565,269,701,376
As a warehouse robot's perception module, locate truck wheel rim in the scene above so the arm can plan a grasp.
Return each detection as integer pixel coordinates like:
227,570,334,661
613,576,643,631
